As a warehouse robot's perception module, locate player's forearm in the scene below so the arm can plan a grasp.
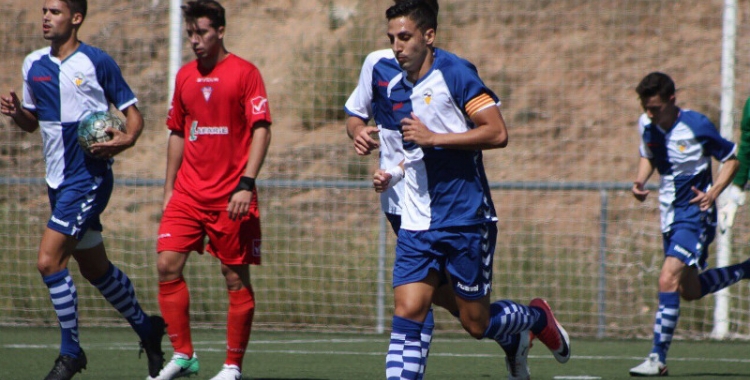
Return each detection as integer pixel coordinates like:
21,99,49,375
440,106,508,150
164,132,184,191
709,157,739,199
244,123,271,179
430,108,508,150
121,105,144,148
346,116,367,140
634,156,654,185
12,108,39,133
431,127,507,150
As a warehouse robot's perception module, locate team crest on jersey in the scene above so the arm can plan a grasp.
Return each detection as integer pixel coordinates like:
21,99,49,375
676,140,689,152
251,96,268,115
74,72,85,87
423,88,433,105
202,86,213,102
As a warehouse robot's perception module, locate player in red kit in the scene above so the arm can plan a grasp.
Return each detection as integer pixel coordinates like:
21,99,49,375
150,1,272,379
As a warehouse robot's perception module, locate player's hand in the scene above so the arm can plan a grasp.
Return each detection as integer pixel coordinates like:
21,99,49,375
89,127,133,159
0,91,22,118
632,181,649,202
227,190,251,220
401,112,435,147
353,126,379,155
718,184,746,232
373,169,392,193
689,186,715,212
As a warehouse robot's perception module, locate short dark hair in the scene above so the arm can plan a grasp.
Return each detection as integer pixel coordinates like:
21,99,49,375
182,0,226,29
393,0,439,15
386,0,438,32
62,0,87,22
635,72,676,101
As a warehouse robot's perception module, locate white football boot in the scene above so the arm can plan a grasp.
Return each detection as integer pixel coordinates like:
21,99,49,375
209,364,242,380
505,331,531,380
629,353,668,377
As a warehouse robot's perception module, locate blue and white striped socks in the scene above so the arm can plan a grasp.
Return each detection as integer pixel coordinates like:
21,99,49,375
90,264,151,340
652,291,679,363
386,316,423,380
43,269,81,357
484,300,539,344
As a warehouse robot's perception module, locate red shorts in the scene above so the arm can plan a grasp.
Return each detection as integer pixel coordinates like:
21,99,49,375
157,198,261,265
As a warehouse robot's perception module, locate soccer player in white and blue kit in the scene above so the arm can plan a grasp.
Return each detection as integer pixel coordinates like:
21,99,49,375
629,72,750,377
375,2,571,379
0,1,165,379
346,43,447,380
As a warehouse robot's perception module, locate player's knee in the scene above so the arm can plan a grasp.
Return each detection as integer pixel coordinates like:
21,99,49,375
657,274,679,292
36,255,65,276
156,251,185,281
462,322,487,340
459,316,489,339
36,259,57,277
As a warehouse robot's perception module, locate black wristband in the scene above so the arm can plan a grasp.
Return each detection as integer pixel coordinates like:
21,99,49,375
232,176,255,194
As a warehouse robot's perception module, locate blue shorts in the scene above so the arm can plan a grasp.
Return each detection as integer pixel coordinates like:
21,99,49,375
394,222,497,300
46,171,113,240
662,224,712,270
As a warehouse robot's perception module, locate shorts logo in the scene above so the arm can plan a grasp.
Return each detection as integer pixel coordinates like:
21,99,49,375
251,97,268,115
456,282,479,293
158,233,172,239
50,215,70,228
673,244,692,259
253,239,261,257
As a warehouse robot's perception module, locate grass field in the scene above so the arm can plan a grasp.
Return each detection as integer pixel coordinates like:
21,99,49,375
2,327,750,380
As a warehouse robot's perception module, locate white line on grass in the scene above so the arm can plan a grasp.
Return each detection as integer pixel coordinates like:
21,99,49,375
5,340,750,364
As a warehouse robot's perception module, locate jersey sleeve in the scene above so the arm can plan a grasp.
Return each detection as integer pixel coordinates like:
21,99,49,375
444,60,499,118
93,52,137,110
695,114,736,162
242,67,272,128
344,53,376,121
638,114,653,158
21,54,38,112
166,71,187,133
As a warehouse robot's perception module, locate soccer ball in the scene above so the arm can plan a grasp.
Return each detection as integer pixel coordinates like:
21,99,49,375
77,111,125,156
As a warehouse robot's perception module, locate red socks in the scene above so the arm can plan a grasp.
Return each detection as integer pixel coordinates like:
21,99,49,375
159,277,194,357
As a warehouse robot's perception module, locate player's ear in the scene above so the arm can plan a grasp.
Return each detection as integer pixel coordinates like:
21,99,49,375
424,28,435,46
217,25,225,40
71,12,84,27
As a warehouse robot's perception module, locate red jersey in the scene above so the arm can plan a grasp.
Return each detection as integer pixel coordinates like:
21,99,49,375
167,54,272,209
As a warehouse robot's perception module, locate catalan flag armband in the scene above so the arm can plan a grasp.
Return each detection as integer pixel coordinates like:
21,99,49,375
465,93,496,117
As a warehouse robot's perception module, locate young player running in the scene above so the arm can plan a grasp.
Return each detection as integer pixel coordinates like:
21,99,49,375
374,2,571,379
629,72,750,377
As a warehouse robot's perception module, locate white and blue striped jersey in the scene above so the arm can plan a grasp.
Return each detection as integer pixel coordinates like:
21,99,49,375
638,110,736,232
344,49,404,215
387,48,499,231
21,43,137,189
